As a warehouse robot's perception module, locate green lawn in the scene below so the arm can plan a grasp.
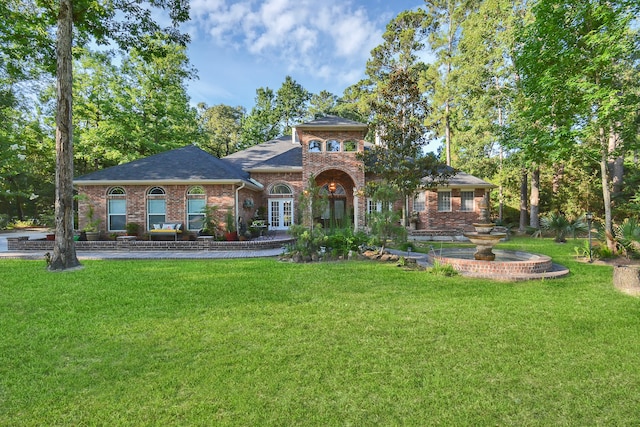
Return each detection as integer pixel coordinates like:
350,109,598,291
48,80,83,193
1,238,640,425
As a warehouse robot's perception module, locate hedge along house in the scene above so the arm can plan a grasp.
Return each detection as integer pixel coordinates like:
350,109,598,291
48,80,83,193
74,116,495,237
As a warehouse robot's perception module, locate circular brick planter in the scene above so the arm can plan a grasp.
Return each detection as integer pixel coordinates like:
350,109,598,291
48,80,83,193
428,248,568,281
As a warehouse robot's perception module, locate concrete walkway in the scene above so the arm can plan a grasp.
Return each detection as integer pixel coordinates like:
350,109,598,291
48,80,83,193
0,229,286,260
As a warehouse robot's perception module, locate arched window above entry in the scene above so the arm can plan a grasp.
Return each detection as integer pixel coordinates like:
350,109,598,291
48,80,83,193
270,183,293,195
321,183,346,196
326,139,341,152
309,140,322,152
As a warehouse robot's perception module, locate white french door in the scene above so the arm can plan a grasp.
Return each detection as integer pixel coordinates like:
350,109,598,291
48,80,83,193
269,198,293,230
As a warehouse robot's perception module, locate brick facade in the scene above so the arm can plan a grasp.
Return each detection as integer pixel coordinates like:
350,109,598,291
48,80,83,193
410,188,487,234
297,128,367,227
75,118,494,237
76,184,254,235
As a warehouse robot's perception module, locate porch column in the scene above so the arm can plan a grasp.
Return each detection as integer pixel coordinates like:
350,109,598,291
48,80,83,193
353,194,359,230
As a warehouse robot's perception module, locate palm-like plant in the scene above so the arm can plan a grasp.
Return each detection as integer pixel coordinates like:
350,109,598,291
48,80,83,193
540,211,571,242
614,217,640,257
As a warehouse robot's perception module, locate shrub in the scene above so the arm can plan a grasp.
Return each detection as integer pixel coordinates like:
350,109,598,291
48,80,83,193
428,260,459,277
0,214,9,229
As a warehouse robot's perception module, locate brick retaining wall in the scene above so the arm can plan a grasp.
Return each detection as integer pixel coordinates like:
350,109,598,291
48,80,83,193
7,237,292,252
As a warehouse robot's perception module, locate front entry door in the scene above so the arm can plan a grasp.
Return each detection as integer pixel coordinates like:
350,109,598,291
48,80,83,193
269,198,293,230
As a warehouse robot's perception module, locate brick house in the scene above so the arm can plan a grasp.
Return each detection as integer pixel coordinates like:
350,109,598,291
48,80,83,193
74,116,495,237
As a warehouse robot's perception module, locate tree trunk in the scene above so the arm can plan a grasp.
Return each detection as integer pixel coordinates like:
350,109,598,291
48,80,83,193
552,163,564,195
49,0,81,271
529,165,540,229
600,135,616,252
444,100,451,166
519,168,528,233
608,130,624,198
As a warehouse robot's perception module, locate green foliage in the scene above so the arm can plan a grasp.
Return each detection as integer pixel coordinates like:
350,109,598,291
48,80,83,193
125,222,140,236
365,184,407,250
428,260,459,277
357,10,452,198
324,228,369,257
199,205,220,236
197,103,244,157
540,211,587,243
286,223,328,257
224,209,236,233
297,174,328,228
614,217,640,257
275,75,310,135
0,213,9,229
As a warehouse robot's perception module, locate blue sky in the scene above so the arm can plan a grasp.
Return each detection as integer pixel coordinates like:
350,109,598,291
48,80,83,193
183,0,423,110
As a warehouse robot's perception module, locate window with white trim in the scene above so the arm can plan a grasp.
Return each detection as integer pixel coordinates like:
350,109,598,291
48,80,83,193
343,140,357,152
437,191,451,212
326,139,341,152
187,186,206,230
270,183,293,195
460,191,474,212
413,191,425,212
309,140,322,152
147,187,166,230
107,187,126,231
367,198,392,215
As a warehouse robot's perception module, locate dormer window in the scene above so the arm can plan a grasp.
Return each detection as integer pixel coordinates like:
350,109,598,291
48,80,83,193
309,140,322,152
326,139,341,152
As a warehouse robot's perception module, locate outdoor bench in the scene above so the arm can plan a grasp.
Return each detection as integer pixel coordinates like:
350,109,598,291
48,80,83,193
149,223,183,241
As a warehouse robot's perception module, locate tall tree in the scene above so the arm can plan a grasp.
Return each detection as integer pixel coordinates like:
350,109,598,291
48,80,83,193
515,0,640,250
198,103,244,157
240,87,279,148
0,0,190,270
308,90,338,118
275,75,310,135
422,0,474,167
359,10,451,224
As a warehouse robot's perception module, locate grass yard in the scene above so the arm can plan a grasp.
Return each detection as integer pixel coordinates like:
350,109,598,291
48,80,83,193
1,238,640,425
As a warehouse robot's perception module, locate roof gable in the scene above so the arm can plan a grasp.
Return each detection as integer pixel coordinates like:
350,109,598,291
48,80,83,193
223,136,302,170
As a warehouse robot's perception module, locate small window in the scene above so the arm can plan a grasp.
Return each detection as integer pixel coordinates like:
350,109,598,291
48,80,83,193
413,191,425,212
437,191,451,212
107,187,126,231
460,191,474,212
270,183,293,195
343,140,357,152
309,140,322,152
326,139,341,152
321,183,346,196
187,186,206,230
366,198,392,214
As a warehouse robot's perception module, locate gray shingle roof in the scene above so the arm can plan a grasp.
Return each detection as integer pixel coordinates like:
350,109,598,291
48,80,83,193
223,136,302,170
423,171,496,188
75,145,255,184
295,115,368,129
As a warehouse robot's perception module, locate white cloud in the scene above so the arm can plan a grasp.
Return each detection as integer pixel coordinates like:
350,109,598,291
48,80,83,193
190,0,386,86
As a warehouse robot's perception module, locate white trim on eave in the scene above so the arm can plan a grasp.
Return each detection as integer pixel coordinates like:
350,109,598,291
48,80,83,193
431,184,497,190
246,166,303,173
73,179,264,191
